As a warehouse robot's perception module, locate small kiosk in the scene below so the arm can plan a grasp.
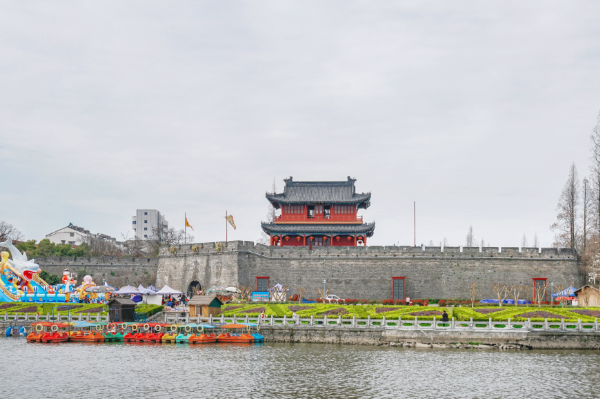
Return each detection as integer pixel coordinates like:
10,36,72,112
108,298,137,322
188,295,223,317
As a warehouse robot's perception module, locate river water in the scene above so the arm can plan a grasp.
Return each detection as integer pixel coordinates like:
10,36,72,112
1,338,599,398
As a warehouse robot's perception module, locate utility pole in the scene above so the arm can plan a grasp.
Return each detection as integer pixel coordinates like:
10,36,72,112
414,201,416,247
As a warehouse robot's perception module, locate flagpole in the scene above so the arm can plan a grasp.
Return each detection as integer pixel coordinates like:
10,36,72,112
185,212,187,245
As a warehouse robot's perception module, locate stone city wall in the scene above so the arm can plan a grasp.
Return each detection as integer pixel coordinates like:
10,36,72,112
157,241,582,299
36,256,158,288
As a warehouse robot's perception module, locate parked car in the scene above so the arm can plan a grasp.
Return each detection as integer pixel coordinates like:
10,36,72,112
326,295,345,304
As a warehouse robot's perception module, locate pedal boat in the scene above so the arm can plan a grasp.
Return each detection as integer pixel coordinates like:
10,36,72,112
27,322,52,342
136,323,168,343
185,324,217,344
240,323,264,342
217,324,255,343
162,324,181,343
40,323,70,343
103,323,130,342
68,321,104,342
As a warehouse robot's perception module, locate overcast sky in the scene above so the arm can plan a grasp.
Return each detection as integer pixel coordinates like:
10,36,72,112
2,1,600,248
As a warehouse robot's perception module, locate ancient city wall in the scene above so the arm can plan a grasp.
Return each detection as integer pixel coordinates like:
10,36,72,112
36,256,158,288
157,241,582,299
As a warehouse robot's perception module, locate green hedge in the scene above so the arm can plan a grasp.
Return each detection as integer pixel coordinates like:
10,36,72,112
0,302,108,315
221,304,455,320
453,307,600,322
0,302,164,317
222,304,600,322
135,304,164,317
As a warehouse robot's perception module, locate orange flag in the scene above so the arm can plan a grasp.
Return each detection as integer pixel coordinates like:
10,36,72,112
185,217,194,231
226,215,236,229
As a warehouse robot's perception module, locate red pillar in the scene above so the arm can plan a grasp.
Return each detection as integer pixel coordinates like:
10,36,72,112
354,235,357,247
303,235,306,246
270,235,273,246
330,235,333,247
364,236,367,246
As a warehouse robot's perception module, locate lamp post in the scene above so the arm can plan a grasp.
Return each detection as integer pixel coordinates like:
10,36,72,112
550,282,554,307
323,279,327,297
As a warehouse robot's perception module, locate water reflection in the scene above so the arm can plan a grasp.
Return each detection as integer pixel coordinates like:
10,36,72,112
1,338,598,398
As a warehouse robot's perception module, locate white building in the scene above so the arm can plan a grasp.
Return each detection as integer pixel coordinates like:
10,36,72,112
45,223,118,246
132,209,168,240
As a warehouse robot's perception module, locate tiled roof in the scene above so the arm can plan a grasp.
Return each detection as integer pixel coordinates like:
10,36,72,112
261,222,375,237
266,176,371,209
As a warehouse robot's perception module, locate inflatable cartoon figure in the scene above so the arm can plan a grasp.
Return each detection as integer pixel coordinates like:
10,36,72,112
62,268,77,286
0,237,40,293
75,275,97,300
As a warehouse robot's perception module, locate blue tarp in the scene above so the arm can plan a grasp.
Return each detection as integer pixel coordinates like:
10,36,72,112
301,299,317,303
553,286,577,297
480,299,530,304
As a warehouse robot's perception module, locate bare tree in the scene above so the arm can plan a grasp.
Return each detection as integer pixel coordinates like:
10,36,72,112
533,233,539,248
589,109,600,234
314,286,330,303
583,235,600,284
492,282,509,308
80,235,124,256
428,240,434,246
553,282,564,307
148,226,194,256
443,237,448,247
466,226,475,247
236,285,253,302
521,234,528,248
481,238,485,247
0,221,24,242
258,177,278,244
533,282,548,308
579,286,592,307
509,284,524,306
582,178,593,253
296,286,307,303
524,284,534,307
469,282,478,308
551,163,580,250
121,232,149,257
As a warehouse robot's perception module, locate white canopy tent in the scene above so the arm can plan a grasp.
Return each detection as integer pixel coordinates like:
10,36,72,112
114,285,140,295
138,284,162,305
156,285,184,295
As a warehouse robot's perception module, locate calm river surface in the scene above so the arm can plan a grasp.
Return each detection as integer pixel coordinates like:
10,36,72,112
2,338,600,398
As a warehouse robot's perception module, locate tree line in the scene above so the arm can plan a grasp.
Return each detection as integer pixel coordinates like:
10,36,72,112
552,111,600,256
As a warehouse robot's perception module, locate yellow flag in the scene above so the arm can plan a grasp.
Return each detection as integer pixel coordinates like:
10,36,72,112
185,217,194,231
226,215,236,229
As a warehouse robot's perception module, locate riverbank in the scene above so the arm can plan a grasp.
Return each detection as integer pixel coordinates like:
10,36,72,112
258,325,600,349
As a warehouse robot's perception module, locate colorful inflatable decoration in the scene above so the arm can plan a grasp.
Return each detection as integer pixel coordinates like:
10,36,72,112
62,268,77,286
0,237,40,294
75,275,97,300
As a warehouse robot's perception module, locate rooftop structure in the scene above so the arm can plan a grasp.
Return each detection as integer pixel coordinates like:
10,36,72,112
132,209,168,240
261,177,375,247
45,223,117,246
